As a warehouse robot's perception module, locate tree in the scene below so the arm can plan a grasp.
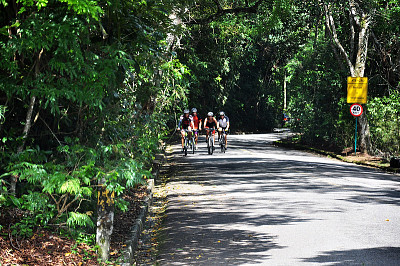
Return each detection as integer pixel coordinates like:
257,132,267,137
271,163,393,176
323,0,374,154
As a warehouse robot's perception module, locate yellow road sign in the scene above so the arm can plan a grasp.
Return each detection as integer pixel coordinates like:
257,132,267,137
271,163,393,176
347,77,368,103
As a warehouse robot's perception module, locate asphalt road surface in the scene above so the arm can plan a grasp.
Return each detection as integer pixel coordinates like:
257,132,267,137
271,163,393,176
157,133,400,265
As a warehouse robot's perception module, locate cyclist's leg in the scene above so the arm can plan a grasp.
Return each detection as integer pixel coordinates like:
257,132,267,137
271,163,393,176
212,128,216,145
180,129,186,149
188,126,192,139
194,130,198,149
225,130,228,149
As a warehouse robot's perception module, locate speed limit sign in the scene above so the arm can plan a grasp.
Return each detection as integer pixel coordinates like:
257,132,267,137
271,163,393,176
350,104,363,117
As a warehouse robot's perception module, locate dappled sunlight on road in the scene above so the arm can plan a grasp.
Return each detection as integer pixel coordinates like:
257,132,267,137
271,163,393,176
158,133,400,265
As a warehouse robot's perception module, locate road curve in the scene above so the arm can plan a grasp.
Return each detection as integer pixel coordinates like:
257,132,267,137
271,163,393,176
157,133,400,265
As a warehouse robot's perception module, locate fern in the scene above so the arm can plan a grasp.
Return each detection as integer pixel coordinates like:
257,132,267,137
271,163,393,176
59,178,81,194
2,162,47,184
67,211,94,228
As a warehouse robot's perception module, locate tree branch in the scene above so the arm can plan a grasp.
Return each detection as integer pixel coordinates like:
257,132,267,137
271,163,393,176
324,4,355,75
349,0,361,26
349,8,355,62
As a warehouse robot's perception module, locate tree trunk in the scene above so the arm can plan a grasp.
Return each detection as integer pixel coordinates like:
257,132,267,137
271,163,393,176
354,15,373,154
10,49,43,194
358,111,373,154
96,178,115,262
9,95,36,194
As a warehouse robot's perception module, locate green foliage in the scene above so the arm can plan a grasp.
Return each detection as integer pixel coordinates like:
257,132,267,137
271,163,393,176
368,91,400,156
67,211,95,228
0,0,191,242
58,0,103,19
283,0,400,154
1,137,156,236
9,191,55,237
285,30,352,149
178,0,318,131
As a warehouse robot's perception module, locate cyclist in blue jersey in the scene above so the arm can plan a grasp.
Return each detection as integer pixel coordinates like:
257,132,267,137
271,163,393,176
217,111,230,149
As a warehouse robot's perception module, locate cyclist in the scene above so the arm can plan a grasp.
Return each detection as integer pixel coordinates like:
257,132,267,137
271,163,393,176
203,112,218,145
177,109,194,151
217,111,230,149
191,108,202,150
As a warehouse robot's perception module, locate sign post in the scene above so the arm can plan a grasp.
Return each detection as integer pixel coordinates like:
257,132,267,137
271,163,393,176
350,104,363,155
347,77,368,156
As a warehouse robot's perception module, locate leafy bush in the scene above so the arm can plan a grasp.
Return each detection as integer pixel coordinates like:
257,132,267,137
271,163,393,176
0,136,153,237
368,92,400,157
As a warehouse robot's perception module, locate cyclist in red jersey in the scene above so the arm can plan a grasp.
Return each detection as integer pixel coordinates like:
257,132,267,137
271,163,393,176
191,108,202,150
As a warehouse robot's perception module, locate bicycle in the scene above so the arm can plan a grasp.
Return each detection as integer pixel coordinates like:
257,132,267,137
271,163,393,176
182,129,195,156
205,128,215,155
218,129,227,153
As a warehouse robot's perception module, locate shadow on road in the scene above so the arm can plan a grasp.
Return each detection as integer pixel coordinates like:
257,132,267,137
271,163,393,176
301,247,400,265
158,134,400,265
172,138,400,207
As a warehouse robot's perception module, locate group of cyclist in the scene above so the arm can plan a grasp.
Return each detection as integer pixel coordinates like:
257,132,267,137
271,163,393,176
177,108,230,151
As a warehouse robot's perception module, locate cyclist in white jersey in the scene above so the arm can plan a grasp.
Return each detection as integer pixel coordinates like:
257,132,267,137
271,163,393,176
217,111,230,149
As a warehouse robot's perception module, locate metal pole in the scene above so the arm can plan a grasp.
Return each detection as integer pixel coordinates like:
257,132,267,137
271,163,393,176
355,117,357,156
283,72,287,111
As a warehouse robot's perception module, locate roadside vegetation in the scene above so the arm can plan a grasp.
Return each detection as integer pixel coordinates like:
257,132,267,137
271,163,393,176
1,0,399,263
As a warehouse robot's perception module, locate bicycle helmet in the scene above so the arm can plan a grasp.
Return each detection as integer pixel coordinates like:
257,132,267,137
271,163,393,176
191,108,197,113
184,109,190,114
207,112,214,117
219,111,225,116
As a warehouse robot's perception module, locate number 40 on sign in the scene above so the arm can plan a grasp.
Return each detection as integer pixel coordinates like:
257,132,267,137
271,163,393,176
350,104,363,117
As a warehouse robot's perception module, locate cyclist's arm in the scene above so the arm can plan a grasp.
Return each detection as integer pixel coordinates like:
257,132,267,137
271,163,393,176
177,119,182,129
226,121,230,130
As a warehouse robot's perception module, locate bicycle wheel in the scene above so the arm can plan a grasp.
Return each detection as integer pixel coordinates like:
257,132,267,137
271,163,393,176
207,136,212,155
221,134,226,153
209,135,214,155
184,137,188,156
191,137,195,154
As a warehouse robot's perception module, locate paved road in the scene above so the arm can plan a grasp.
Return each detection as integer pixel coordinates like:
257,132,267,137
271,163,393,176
157,133,400,265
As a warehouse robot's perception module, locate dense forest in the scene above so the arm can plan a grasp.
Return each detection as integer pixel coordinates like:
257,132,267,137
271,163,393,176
1,0,399,262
